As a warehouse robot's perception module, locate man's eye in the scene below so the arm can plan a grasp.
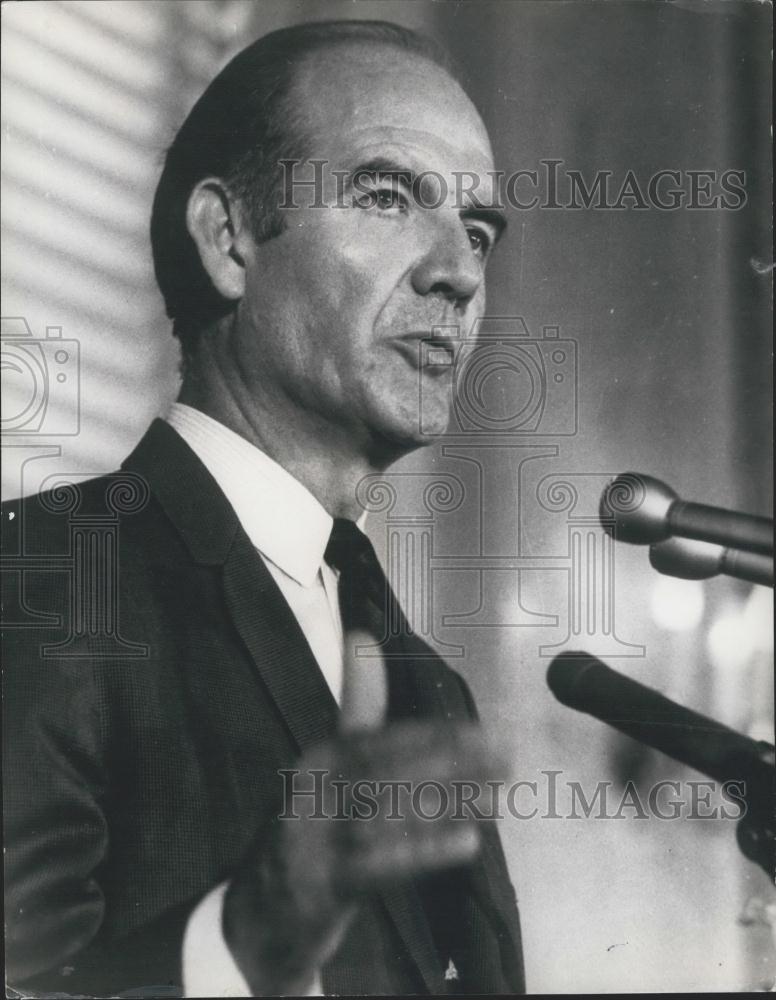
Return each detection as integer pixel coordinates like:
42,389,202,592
467,228,491,258
354,176,408,211
374,186,407,212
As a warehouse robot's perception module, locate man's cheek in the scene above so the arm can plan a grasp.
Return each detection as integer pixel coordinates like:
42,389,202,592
342,214,419,274
320,251,390,319
337,242,396,286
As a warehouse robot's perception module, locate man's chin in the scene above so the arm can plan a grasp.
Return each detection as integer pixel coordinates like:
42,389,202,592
367,407,452,459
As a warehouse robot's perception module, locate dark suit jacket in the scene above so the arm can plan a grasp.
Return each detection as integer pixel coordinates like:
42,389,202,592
3,420,524,996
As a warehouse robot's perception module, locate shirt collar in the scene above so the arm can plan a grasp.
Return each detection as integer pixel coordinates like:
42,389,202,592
165,403,334,587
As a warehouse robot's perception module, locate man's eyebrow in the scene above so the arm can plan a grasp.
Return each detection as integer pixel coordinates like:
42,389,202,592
348,157,415,184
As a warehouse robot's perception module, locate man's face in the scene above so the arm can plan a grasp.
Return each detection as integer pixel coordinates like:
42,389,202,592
235,44,502,451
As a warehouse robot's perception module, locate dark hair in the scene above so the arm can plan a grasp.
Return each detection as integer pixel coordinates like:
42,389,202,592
150,20,455,357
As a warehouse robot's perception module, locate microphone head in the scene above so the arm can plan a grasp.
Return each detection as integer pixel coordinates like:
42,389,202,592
546,651,601,708
599,471,678,545
649,536,723,580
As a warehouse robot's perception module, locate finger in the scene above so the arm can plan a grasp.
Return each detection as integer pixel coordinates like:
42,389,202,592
339,628,388,733
344,822,481,888
337,720,516,787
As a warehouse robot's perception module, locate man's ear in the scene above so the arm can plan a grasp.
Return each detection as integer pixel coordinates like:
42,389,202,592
185,178,251,302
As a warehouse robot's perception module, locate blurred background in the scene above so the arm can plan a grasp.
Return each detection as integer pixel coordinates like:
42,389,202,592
2,0,773,992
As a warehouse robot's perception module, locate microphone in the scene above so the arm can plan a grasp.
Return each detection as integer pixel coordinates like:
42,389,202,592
649,536,773,588
546,652,774,791
599,472,773,557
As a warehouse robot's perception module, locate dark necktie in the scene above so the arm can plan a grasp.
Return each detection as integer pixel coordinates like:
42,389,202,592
324,517,407,648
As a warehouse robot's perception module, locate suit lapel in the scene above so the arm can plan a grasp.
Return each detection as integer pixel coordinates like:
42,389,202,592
468,824,525,991
124,419,340,751
223,529,340,751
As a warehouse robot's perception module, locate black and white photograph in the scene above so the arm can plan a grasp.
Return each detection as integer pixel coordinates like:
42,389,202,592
1,0,773,995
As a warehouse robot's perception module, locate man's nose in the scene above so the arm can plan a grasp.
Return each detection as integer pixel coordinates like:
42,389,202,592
410,214,484,309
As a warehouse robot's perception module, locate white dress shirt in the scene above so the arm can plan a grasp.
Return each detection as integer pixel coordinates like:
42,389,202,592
166,403,344,996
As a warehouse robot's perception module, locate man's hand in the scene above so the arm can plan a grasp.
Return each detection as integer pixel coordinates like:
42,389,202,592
223,722,506,995
222,633,510,995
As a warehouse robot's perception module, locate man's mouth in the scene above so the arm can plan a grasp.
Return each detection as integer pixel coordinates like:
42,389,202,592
394,332,458,373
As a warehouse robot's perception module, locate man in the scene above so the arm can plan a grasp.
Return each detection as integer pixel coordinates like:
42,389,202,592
3,21,524,996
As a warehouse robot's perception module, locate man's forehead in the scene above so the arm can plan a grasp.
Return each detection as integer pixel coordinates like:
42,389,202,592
291,42,494,168
338,130,495,177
